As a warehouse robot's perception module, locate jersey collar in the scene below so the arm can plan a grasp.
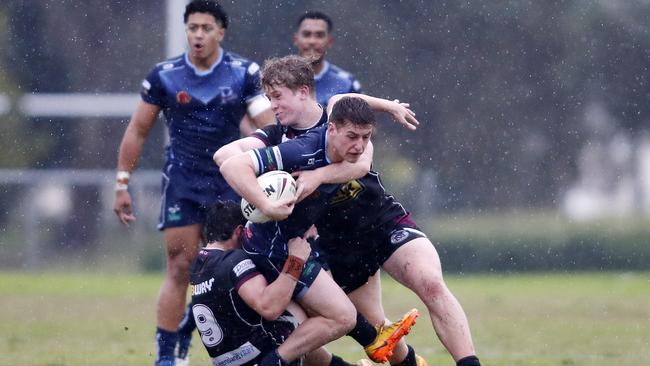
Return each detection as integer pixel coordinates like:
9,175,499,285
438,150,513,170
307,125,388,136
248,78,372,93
184,47,224,76
314,60,330,80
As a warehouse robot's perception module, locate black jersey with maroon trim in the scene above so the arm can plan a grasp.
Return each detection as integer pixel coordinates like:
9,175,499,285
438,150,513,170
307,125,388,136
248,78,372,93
315,170,407,238
251,106,328,146
190,248,274,362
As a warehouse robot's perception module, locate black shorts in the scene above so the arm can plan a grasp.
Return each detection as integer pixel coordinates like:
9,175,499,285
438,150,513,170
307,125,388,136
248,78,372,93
318,213,427,293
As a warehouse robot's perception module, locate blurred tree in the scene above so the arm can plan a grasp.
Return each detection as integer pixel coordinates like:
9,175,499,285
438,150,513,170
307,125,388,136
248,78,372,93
1,0,648,218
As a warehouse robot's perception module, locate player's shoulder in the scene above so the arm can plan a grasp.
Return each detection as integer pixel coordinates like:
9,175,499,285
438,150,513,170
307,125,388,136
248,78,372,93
328,62,356,81
224,249,257,274
223,50,261,75
151,53,186,72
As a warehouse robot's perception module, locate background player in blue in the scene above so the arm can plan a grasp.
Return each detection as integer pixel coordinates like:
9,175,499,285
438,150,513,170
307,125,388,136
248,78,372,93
294,11,362,107
191,201,371,366
112,1,274,365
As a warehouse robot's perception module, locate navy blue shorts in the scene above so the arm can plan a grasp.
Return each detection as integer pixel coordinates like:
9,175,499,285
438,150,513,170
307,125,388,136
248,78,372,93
158,162,240,230
318,214,428,293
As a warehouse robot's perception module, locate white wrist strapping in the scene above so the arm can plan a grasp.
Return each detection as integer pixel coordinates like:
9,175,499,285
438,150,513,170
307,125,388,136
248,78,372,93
115,171,130,191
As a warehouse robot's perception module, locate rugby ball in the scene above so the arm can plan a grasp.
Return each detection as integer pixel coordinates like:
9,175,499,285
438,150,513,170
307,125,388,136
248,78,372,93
241,170,297,223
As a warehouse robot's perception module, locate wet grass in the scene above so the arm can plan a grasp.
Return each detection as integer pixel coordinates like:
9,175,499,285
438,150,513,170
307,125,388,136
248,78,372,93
0,271,648,366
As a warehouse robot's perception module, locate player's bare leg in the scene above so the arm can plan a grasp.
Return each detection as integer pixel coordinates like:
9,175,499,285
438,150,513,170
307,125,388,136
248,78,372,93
158,224,202,331
275,269,357,361
284,302,369,366
382,237,476,362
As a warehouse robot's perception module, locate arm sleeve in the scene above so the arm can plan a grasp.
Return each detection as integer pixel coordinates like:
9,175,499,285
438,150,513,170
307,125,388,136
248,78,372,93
251,124,285,147
140,66,166,107
242,61,264,103
248,128,327,175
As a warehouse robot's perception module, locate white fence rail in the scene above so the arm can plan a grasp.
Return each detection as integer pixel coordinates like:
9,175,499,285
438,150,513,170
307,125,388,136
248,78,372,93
0,169,162,269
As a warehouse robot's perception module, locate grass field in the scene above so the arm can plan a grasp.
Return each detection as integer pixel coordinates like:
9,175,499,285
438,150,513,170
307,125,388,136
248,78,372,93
0,271,648,366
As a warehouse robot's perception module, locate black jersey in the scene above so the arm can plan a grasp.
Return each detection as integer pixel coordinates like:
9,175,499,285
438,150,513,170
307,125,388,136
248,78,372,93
316,171,408,237
251,106,328,146
190,248,296,366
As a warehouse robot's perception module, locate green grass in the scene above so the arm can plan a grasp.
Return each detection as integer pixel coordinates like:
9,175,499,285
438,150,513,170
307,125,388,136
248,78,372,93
1,271,648,366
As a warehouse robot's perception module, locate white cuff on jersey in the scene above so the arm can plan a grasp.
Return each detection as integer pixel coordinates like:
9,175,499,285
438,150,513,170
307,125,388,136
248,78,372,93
248,150,261,175
247,95,271,118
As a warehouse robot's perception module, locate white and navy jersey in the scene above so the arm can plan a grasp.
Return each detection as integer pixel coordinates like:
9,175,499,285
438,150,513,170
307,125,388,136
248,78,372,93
141,49,263,174
243,125,339,261
248,125,331,176
315,61,362,107
190,248,289,366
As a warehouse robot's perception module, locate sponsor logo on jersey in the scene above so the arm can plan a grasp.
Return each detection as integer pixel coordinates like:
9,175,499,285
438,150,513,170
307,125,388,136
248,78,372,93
213,341,260,366
191,277,215,295
176,91,192,104
167,204,182,221
233,259,255,277
331,179,364,204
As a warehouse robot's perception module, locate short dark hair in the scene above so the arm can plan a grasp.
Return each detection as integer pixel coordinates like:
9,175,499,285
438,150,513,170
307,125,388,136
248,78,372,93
184,0,229,29
329,97,376,128
297,10,333,32
202,201,246,243
261,55,315,94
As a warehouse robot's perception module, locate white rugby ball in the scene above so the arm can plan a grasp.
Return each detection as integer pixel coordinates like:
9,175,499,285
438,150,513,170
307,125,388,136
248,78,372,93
241,170,297,223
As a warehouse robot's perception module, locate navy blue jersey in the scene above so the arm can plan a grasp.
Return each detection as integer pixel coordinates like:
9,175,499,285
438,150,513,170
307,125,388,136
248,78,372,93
249,125,331,176
252,109,407,236
243,126,339,260
142,50,263,174
190,248,297,366
315,61,362,107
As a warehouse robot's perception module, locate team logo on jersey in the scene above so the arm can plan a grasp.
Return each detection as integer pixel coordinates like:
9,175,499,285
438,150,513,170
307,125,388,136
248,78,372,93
218,87,237,103
390,230,409,245
330,179,364,205
176,91,192,105
167,204,182,222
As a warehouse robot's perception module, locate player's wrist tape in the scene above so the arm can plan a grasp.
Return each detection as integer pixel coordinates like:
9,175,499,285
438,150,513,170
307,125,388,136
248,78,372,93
282,255,305,281
115,171,130,191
